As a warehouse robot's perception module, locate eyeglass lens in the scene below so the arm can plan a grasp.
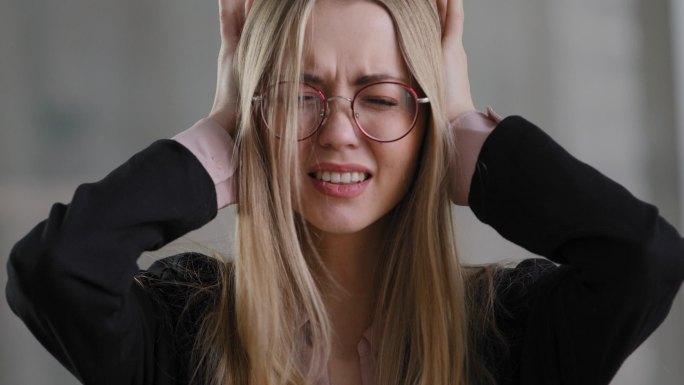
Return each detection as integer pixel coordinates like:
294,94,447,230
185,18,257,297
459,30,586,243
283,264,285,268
260,82,419,142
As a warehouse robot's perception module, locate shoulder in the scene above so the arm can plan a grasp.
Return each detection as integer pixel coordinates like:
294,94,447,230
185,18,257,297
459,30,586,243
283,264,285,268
495,258,559,304
468,258,559,313
136,252,225,302
135,252,228,334
467,258,559,341
491,258,566,333
467,258,562,384
134,254,228,382
140,252,224,285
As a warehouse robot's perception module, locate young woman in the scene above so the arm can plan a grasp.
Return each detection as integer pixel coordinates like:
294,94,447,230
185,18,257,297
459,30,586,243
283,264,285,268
6,1,684,385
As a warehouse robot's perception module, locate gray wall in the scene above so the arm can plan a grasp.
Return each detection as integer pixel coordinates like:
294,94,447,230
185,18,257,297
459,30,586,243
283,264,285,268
1,0,681,384
674,0,684,225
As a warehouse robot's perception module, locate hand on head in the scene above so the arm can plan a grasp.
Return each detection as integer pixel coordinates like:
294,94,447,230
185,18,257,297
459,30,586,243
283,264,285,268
208,0,254,134
435,0,476,120
206,0,483,207
209,0,476,132
436,0,493,206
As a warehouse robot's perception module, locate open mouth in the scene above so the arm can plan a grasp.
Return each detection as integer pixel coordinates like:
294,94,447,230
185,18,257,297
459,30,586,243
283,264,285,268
310,171,371,185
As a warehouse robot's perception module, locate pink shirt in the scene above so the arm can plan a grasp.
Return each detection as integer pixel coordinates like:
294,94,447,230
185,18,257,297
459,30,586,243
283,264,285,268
171,109,501,384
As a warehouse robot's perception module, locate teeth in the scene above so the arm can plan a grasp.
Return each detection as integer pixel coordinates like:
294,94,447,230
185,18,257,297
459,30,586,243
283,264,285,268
314,171,368,184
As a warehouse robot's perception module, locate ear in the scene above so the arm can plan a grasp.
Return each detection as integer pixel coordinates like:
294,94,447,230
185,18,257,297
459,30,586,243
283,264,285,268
245,0,255,16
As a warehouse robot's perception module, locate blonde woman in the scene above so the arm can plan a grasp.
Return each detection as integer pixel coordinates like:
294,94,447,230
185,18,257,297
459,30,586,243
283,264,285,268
6,0,684,385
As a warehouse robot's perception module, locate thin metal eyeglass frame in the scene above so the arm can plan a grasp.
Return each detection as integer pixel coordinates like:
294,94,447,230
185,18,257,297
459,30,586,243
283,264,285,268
252,81,430,143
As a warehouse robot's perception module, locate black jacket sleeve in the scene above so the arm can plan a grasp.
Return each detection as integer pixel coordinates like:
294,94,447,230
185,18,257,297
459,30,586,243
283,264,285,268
470,116,684,385
5,139,218,385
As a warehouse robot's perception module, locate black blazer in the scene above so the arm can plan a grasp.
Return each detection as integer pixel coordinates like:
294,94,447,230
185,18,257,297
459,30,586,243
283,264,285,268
6,116,684,384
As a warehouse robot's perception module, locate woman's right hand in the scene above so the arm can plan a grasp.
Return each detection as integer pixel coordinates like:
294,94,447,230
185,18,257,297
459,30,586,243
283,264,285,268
435,0,498,206
207,0,253,134
174,0,253,208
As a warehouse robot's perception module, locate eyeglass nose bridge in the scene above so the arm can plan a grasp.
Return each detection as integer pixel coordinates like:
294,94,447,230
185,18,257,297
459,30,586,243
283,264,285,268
322,95,359,120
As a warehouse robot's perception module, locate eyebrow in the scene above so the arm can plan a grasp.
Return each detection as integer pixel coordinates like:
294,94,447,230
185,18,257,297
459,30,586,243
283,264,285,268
302,73,409,86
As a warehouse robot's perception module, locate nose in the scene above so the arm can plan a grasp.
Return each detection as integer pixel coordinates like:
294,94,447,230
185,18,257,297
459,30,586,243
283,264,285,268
315,96,362,148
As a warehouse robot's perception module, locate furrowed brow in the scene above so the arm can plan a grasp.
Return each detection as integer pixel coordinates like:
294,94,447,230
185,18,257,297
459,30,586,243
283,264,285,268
353,74,408,86
301,73,409,86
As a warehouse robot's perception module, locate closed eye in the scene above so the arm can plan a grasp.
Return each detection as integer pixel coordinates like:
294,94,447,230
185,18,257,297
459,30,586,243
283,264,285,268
359,96,398,108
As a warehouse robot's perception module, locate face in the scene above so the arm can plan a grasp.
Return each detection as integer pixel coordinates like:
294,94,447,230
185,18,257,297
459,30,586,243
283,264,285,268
296,0,426,236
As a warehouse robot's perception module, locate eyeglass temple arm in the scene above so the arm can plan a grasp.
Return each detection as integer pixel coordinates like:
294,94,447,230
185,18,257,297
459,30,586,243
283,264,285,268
417,97,430,104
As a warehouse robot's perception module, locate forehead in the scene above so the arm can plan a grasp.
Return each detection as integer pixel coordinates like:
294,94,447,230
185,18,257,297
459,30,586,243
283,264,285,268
303,0,409,83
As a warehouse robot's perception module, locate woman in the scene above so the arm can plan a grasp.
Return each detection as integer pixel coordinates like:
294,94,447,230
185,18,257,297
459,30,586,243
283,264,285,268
6,0,684,385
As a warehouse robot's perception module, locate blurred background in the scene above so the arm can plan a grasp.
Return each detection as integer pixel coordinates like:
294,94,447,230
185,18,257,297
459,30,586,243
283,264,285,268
1,0,682,384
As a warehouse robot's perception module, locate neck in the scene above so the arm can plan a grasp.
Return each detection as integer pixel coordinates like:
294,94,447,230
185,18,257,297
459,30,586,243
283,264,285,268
313,216,388,291
308,217,390,357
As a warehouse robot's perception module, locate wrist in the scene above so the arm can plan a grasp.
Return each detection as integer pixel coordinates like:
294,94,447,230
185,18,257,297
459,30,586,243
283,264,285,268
448,107,501,205
172,119,238,209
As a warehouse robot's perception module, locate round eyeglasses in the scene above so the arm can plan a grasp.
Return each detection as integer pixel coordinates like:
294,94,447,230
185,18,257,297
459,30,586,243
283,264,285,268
252,81,430,143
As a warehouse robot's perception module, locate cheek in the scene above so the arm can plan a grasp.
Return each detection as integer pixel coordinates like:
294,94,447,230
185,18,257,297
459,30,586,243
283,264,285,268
295,142,317,197
400,128,427,191
296,144,315,183
377,136,424,196
402,122,427,176
400,148,422,189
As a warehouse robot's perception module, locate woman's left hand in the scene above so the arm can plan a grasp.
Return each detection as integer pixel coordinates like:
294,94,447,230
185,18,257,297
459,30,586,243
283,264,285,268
436,0,497,206
436,0,475,121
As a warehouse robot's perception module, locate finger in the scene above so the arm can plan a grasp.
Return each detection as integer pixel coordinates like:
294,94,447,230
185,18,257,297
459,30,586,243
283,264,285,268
443,0,465,44
218,0,245,42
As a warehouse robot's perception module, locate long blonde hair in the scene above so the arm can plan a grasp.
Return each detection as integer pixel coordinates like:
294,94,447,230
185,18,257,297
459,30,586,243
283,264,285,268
191,1,498,384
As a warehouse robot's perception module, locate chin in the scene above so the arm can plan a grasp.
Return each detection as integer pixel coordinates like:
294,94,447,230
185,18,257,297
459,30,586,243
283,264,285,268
304,216,368,236
298,207,392,239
